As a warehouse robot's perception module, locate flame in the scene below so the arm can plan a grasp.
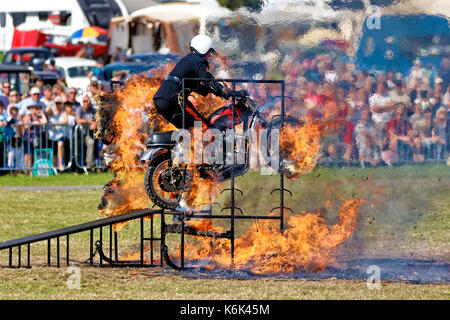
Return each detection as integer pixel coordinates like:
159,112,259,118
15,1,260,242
183,198,364,273
97,75,173,229
279,119,322,179
95,63,361,273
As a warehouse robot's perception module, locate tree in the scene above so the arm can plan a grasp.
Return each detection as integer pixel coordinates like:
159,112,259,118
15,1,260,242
217,0,265,12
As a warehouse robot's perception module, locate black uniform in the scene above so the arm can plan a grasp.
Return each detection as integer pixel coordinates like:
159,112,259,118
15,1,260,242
154,52,227,129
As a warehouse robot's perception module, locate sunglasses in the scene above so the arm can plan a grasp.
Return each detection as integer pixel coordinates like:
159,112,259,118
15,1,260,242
3,85,10,89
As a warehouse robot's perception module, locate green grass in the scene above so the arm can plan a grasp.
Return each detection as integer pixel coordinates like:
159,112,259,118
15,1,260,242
0,166,449,299
0,172,113,186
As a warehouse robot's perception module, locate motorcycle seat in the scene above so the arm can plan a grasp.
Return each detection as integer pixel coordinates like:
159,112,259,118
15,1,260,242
147,131,177,146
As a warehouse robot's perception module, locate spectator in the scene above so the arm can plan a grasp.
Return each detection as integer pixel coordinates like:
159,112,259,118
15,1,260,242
111,46,126,63
52,83,67,101
408,58,426,89
87,80,101,109
433,106,448,161
67,87,81,109
417,109,437,161
19,87,45,121
46,99,66,171
386,103,414,162
40,85,54,108
44,59,62,79
443,84,450,106
409,102,424,162
63,101,76,168
389,80,411,111
0,101,7,170
76,42,95,60
76,95,97,168
355,108,380,167
369,81,395,150
0,81,11,108
6,90,21,114
23,102,47,175
5,106,23,171
87,57,104,80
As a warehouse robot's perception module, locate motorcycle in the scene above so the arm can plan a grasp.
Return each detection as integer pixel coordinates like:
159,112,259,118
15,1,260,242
140,92,302,210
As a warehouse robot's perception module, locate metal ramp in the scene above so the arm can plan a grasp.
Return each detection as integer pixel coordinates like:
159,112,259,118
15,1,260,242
0,209,163,268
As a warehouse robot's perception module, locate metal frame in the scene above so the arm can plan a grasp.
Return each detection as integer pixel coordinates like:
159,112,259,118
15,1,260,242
0,78,292,270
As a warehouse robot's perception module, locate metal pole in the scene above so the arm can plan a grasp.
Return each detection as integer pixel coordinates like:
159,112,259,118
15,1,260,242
99,227,103,266
57,237,60,268
27,243,30,268
150,215,154,265
280,80,285,232
161,210,165,266
182,79,185,130
90,229,93,265
47,239,51,266
109,224,113,261
181,220,185,269
230,80,236,264
66,235,70,266
140,217,144,265
114,231,118,261
18,245,21,268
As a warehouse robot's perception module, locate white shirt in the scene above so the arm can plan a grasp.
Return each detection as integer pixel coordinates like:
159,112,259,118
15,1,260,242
369,93,392,124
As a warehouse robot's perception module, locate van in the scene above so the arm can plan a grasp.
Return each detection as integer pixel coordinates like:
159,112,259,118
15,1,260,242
0,0,128,52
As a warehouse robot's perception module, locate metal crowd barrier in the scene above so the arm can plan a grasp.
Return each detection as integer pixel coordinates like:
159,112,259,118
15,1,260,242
0,123,105,175
0,121,447,175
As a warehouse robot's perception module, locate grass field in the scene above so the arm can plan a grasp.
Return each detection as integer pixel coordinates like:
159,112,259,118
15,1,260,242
0,165,449,300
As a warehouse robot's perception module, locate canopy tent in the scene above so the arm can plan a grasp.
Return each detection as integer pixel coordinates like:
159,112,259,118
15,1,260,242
107,2,231,56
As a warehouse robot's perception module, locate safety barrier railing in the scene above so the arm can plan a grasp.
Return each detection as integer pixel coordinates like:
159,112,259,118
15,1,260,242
0,123,105,175
0,119,447,175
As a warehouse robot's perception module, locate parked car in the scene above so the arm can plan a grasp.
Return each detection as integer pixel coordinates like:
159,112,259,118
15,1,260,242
100,62,154,82
2,47,54,71
0,64,32,94
47,57,97,92
43,41,106,60
0,64,59,94
126,52,180,67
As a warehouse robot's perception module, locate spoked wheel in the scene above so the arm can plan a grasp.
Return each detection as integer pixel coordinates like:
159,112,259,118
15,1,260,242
144,152,192,209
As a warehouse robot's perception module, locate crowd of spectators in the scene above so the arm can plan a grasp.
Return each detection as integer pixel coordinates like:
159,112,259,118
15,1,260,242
243,53,450,167
1,48,449,175
0,80,102,175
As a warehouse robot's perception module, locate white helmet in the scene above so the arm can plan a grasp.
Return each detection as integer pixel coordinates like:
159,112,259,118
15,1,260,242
190,34,216,56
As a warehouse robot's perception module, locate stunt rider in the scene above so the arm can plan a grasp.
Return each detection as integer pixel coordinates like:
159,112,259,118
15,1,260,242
152,34,248,217
154,34,231,130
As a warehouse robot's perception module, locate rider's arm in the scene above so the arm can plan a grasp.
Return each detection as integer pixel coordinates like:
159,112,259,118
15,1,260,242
196,61,228,99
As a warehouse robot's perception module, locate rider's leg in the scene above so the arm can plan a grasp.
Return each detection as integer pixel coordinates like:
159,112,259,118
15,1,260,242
154,98,197,129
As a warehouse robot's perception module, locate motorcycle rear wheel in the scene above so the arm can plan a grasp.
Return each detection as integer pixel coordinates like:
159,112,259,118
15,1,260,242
144,152,186,209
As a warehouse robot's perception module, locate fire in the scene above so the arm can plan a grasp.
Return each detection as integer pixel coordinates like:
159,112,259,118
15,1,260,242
279,120,322,179
95,64,362,273
96,75,174,228
184,198,364,273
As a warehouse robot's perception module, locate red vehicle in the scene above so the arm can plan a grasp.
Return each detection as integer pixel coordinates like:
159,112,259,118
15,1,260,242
43,41,106,59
